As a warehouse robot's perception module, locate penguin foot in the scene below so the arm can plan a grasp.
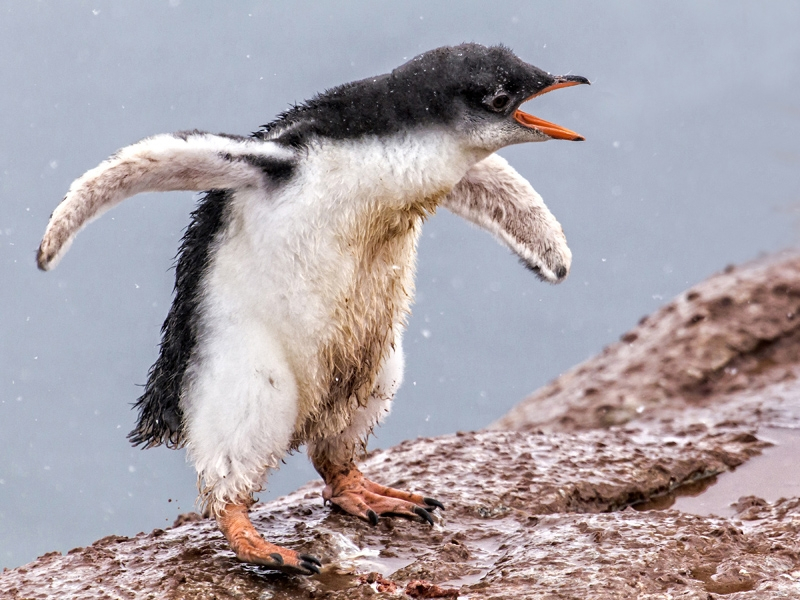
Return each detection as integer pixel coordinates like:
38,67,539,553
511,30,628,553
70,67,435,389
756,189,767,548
217,503,322,575
320,464,444,526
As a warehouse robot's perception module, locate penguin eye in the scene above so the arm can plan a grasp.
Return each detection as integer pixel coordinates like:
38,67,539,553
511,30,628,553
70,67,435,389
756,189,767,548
489,93,511,112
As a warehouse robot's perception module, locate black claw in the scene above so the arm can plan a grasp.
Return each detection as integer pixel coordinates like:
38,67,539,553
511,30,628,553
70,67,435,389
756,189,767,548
414,506,434,526
367,509,379,526
269,552,284,565
423,497,445,511
299,553,322,567
301,561,321,575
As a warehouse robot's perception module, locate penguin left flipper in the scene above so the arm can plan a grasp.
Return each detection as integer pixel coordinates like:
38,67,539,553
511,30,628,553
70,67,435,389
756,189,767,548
217,503,322,576
319,463,442,527
443,152,572,284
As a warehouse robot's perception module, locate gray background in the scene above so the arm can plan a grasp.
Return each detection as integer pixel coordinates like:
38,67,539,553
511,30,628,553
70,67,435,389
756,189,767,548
2,1,799,569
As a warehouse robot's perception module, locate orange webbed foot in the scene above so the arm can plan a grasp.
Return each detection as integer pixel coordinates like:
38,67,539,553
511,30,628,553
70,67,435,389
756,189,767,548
217,503,322,575
320,465,444,526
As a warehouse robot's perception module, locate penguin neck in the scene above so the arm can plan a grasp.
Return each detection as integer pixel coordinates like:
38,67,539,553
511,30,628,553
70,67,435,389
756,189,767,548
303,129,490,209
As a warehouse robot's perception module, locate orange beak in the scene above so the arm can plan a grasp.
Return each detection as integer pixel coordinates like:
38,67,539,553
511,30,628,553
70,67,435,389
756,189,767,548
513,75,589,141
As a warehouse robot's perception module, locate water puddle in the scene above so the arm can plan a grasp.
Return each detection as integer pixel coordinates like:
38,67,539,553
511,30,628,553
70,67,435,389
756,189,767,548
324,532,414,577
632,476,718,512
440,568,489,588
636,427,800,518
353,554,414,577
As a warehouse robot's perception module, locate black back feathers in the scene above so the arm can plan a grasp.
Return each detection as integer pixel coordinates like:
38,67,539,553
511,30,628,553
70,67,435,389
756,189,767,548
259,44,553,147
128,190,230,449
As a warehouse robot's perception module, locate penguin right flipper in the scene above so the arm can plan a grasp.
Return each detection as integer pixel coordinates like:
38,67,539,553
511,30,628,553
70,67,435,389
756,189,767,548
36,130,294,271
442,152,572,283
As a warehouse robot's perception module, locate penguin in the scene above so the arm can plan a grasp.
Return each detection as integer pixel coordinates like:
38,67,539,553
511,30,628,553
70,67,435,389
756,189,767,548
36,44,588,575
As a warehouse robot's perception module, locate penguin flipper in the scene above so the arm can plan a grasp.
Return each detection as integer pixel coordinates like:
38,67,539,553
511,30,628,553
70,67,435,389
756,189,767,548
36,130,294,271
443,152,572,283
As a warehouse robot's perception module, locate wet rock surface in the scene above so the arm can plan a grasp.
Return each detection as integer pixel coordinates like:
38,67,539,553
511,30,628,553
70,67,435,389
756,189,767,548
3,252,800,599
1,428,789,600
494,250,800,434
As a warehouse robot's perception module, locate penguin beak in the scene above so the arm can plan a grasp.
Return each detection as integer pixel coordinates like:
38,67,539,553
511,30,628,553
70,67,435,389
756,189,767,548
514,75,590,141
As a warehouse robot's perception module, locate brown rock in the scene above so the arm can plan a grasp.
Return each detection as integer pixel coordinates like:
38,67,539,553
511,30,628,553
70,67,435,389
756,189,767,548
3,252,800,599
493,250,800,433
405,579,459,597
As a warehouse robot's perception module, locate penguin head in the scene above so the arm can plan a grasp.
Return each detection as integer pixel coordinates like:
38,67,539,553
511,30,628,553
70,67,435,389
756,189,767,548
388,44,589,151
263,44,588,152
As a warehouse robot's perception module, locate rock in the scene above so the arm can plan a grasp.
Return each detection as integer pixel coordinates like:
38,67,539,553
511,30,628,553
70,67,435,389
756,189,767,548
0,427,788,599
493,250,800,433
2,252,800,599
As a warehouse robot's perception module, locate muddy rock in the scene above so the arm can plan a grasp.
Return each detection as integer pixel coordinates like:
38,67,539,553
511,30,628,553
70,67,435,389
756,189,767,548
494,251,800,433
0,427,790,599
3,252,800,599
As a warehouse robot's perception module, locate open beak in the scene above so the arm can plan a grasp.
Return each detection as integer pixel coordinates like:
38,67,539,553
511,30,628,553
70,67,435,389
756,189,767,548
514,75,590,141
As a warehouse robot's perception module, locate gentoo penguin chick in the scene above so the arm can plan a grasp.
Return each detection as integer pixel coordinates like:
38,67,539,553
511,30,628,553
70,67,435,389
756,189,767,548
36,44,588,575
